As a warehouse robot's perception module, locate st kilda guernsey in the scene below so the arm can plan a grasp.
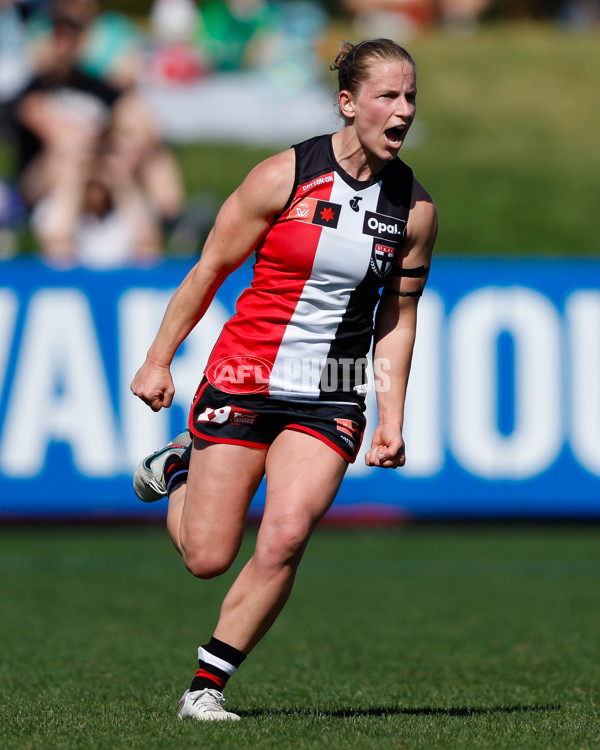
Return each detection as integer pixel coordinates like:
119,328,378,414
204,133,414,404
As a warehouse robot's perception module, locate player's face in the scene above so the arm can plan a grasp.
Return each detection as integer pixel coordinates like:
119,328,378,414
342,59,417,167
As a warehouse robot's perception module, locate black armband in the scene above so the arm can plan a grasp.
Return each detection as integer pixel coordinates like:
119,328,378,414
382,288,423,298
391,265,430,278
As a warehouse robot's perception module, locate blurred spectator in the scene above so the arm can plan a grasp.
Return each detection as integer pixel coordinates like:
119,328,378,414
342,0,436,40
193,0,279,72
25,0,143,90
0,0,33,138
247,0,329,90
14,14,123,209
107,87,186,233
148,0,208,85
437,0,493,32
13,11,185,249
31,137,162,268
0,0,32,100
150,0,198,43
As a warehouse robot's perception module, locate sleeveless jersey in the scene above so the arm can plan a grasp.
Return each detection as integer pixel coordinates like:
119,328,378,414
205,134,414,403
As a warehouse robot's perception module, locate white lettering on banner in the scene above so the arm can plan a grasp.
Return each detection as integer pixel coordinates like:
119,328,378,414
0,289,18,399
449,287,562,479
2,279,598,490
0,289,119,476
349,291,444,478
566,291,600,475
118,289,229,472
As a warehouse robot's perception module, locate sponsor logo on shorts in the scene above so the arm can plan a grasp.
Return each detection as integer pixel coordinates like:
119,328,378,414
229,407,259,425
370,241,396,277
197,406,232,424
335,418,359,440
288,198,341,229
362,211,406,242
197,405,259,426
338,434,355,449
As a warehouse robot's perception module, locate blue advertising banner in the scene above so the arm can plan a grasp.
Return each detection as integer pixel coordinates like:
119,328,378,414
1,257,599,520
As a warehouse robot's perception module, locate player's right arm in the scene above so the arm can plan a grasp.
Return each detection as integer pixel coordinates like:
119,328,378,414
130,149,296,412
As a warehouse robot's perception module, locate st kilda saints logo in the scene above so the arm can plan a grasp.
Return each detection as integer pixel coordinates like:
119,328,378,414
370,240,396,278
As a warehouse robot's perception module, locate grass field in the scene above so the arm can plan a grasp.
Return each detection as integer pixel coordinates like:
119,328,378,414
2,523,599,749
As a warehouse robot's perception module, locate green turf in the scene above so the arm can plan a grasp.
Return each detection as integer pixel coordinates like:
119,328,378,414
1,524,599,749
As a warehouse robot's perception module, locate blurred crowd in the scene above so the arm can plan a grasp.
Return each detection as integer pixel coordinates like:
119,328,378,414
0,0,186,267
0,0,597,268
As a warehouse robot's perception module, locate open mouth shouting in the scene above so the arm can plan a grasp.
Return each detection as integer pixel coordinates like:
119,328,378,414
385,125,408,148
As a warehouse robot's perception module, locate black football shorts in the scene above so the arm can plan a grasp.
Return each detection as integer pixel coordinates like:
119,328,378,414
188,380,366,462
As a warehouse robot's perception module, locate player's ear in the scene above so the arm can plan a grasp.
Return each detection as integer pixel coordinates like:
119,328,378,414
338,90,355,120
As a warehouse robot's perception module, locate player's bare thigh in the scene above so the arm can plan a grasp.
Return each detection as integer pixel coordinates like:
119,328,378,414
178,436,267,578
258,429,349,558
211,430,349,651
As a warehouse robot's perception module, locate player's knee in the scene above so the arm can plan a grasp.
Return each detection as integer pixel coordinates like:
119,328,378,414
182,547,235,579
257,518,311,570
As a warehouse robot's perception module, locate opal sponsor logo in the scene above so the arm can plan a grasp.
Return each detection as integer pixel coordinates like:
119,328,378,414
363,211,406,242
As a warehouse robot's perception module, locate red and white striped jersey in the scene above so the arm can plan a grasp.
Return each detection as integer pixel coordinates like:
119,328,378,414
205,134,414,403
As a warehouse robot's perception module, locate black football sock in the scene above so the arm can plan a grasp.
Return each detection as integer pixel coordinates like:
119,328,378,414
164,454,188,495
189,636,247,692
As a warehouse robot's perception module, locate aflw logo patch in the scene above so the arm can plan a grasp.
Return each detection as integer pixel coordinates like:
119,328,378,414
288,198,341,229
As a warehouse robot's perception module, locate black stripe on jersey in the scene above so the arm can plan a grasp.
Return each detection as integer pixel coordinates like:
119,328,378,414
318,156,414,402
319,276,380,402
378,158,414,215
289,138,414,402
293,135,337,186
282,136,337,219
365,159,413,273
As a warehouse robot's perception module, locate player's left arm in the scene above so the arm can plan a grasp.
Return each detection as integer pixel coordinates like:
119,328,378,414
365,178,438,469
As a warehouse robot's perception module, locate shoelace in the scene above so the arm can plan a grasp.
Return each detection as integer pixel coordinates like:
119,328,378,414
190,689,226,711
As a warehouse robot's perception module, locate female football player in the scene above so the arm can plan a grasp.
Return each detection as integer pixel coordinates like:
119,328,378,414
131,37,438,721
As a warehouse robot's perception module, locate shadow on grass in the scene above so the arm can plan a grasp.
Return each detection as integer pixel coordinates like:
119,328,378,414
241,704,562,719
